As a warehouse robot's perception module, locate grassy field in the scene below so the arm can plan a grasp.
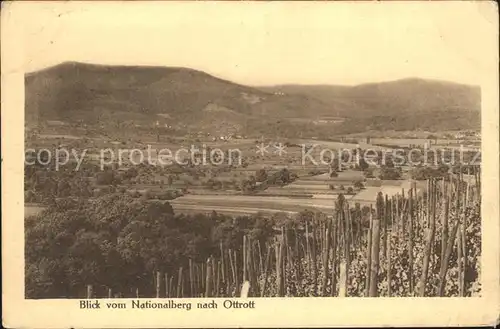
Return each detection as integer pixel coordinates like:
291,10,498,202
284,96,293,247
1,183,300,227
167,172,423,215
169,194,338,215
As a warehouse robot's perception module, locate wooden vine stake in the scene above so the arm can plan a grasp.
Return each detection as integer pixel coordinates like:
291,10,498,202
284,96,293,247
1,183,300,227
457,225,464,297
321,227,330,296
418,179,436,296
86,284,93,299
387,227,392,297
205,259,212,298
365,209,373,296
165,273,169,298
408,187,414,294
369,219,380,297
156,271,161,298
177,267,183,298
330,216,338,297
338,260,347,297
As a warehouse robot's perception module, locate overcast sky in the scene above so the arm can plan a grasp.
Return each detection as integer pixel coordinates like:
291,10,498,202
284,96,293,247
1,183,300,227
9,1,497,86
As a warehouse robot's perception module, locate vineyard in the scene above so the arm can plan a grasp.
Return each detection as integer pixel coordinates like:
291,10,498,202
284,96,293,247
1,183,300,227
80,174,481,298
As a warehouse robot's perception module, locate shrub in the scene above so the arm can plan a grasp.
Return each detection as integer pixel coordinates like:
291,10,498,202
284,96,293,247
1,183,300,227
358,157,369,171
364,168,375,178
378,167,401,180
353,180,364,189
411,166,448,180
255,169,268,182
95,171,115,185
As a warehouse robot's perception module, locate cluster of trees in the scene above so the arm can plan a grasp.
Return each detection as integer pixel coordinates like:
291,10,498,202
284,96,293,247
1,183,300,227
25,194,276,298
204,176,257,193
261,168,298,187
326,181,363,194
409,164,479,181
410,164,450,180
25,187,380,299
363,168,375,179
378,167,402,180
328,184,355,194
223,168,298,193
136,189,184,201
97,166,182,187
24,157,197,204
25,164,96,203
255,169,268,182
353,180,364,189
374,158,402,180
356,157,370,171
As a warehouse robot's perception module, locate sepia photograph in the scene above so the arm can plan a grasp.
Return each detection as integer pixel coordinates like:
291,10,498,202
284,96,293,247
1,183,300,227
2,1,499,327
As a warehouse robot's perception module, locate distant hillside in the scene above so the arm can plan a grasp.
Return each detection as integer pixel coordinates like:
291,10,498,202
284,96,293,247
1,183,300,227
260,78,481,131
25,62,481,135
25,62,331,132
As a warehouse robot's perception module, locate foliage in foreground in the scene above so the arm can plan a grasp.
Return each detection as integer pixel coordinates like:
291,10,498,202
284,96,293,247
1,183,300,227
25,194,274,298
26,178,481,298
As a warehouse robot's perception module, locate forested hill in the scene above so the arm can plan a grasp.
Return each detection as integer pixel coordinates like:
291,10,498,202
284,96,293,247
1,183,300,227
26,62,481,134
259,78,481,132
261,78,480,117
24,62,331,127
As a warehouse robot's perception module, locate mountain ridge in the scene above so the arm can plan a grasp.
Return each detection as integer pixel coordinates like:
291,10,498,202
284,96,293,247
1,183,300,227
25,62,481,135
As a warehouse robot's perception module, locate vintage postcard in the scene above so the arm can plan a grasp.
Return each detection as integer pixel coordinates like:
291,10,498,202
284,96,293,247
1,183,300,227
2,1,499,327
